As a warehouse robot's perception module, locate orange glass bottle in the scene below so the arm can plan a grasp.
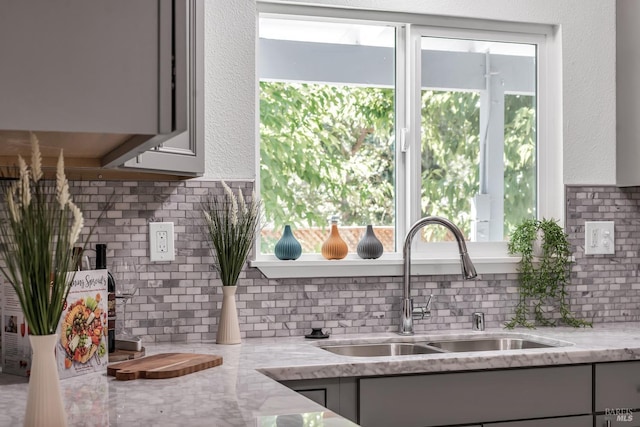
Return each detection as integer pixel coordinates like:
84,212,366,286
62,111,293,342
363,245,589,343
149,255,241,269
321,216,348,260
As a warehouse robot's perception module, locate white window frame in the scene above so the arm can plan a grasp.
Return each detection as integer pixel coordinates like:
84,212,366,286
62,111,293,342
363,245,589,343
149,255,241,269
407,26,555,258
251,4,562,279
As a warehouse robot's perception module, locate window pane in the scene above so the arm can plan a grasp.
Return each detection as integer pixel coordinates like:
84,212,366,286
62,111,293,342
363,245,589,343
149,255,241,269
504,94,536,237
259,18,396,254
421,90,480,242
420,36,536,242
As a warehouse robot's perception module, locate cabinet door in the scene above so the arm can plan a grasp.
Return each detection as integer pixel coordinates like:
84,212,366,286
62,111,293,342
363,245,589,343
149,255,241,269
617,0,640,186
595,412,640,427
280,379,341,414
359,365,592,427
489,415,592,427
595,361,640,411
0,0,171,135
297,389,328,407
121,0,204,176
280,377,358,424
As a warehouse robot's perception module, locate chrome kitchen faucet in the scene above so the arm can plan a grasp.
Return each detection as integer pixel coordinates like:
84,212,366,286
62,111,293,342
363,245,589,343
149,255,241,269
399,216,477,335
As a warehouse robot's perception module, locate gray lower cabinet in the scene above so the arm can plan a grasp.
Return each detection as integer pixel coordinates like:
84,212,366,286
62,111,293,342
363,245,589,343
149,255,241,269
280,378,358,423
359,365,592,427
280,378,340,411
283,361,640,427
595,361,640,412
595,360,640,427
595,412,640,427
487,415,593,427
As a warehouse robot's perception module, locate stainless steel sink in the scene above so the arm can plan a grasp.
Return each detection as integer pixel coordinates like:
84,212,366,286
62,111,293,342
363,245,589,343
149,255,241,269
425,338,555,352
321,343,445,357
318,334,568,357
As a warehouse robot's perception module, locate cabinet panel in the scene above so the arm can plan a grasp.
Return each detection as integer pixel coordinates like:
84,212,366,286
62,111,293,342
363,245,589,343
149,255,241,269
359,366,592,427
280,378,341,415
121,0,204,176
0,0,168,135
617,0,640,186
489,415,592,427
297,389,327,407
0,0,206,176
595,411,640,427
595,361,640,411
338,377,358,423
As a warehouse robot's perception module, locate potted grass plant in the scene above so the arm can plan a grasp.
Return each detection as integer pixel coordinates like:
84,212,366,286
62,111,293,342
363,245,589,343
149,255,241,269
0,135,85,427
203,181,262,344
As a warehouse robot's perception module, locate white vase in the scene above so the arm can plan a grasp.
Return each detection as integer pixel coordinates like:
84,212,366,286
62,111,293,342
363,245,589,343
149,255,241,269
24,334,67,427
216,286,241,344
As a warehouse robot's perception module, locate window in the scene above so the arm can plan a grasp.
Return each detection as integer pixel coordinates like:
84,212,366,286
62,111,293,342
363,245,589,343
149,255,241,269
258,17,396,254
256,6,556,270
413,31,538,244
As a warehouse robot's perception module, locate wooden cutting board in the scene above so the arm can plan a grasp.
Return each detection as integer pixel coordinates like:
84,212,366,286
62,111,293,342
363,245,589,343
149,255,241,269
107,353,223,381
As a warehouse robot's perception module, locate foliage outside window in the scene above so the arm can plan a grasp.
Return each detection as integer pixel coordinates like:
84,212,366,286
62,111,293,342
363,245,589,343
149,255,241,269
421,91,536,241
258,15,539,256
260,83,394,253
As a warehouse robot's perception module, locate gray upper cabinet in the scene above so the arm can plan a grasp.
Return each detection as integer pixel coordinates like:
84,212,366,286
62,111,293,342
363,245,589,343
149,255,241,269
121,0,204,176
0,0,203,177
617,0,640,186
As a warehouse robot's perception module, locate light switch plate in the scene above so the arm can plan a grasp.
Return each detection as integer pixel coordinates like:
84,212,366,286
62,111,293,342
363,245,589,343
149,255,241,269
149,222,175,262
584,221,615,255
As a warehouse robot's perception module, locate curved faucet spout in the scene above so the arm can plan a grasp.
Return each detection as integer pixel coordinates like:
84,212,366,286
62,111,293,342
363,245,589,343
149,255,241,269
399,216,477,335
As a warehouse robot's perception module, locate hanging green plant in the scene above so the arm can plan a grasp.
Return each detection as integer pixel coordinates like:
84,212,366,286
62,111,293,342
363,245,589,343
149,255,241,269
505,218,592,329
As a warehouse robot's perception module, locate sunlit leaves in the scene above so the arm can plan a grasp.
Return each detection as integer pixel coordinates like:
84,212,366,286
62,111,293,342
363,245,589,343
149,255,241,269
260,82,394,252
260,82,536,251
421,91,536,241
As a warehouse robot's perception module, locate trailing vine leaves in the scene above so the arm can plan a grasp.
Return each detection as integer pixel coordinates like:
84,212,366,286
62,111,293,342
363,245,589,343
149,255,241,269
505,218,592,329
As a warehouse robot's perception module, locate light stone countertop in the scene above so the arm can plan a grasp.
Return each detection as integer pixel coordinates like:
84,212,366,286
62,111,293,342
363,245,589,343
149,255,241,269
1,323,640,426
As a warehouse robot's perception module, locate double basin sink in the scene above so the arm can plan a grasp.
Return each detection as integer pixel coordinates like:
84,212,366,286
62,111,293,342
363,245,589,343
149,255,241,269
320,334,570,357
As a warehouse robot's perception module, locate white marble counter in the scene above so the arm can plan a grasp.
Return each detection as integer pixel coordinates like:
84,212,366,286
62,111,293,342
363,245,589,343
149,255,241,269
2,323,640,426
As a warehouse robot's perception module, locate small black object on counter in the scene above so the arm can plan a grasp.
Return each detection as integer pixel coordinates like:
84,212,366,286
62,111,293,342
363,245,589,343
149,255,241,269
305,328,330,339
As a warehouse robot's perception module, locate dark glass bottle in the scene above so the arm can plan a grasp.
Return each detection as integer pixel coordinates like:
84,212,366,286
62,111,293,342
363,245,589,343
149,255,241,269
96,244,116,353
72,246,83,271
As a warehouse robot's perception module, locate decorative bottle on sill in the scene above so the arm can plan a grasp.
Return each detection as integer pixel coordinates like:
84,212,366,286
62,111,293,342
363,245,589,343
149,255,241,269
357,225,384,259
321,216,348,260
274,225,302,260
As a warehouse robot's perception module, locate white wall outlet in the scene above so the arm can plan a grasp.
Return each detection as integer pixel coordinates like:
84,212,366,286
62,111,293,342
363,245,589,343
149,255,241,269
584,221,615,255
149,222,175,262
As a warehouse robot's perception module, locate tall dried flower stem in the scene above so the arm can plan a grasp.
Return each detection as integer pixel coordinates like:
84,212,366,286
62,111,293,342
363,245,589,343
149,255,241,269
203,182,262,286
0,136,97,335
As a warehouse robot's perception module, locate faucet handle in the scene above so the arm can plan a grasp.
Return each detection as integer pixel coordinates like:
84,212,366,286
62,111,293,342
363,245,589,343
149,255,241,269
472,312,485,331
412,294,433,320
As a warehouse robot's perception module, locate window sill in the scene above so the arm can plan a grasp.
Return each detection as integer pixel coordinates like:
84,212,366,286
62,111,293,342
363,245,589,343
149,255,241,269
251,253,521,279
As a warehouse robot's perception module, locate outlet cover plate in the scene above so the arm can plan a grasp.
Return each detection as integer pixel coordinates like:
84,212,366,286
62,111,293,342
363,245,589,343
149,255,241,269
149,222,175,262
584,221,615,255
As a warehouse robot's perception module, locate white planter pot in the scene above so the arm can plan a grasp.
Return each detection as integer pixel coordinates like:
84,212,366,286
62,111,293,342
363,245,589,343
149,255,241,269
216,286,241,345
24,334,67,427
